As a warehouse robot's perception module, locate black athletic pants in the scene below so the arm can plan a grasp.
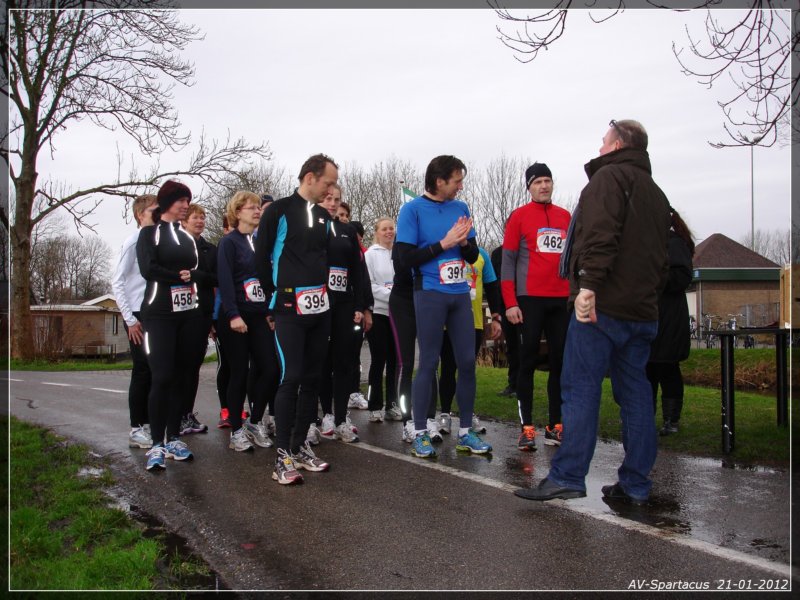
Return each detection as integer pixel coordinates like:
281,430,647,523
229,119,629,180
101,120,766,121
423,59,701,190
273,310,332,452
124,311,150,428
516,296,568,428
501,314,521,390
216,312,279,431
366,313,397,412
143,314,208,445
183,315,212,416
320,299,359,426
646,361,684,423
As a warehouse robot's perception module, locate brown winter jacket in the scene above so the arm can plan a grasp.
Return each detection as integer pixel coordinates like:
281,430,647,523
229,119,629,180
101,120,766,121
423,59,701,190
567,147,670,322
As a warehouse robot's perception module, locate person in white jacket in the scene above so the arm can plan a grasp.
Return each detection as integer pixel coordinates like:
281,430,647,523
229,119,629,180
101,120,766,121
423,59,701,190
364,217,401,422
111,194,157,449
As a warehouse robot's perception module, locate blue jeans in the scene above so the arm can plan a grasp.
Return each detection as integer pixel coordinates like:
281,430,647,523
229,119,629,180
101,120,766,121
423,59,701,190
547,311,658,501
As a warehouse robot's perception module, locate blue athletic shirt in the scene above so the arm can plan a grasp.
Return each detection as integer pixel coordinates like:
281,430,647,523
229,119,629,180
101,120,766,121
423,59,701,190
395,195,477,295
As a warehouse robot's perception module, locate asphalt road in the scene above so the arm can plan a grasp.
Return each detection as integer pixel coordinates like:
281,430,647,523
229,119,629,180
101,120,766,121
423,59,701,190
6,366,796,592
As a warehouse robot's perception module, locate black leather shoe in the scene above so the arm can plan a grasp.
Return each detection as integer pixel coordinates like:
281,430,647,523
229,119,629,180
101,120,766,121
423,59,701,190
514,477,586,501
497,386,516,397
601,482,647,506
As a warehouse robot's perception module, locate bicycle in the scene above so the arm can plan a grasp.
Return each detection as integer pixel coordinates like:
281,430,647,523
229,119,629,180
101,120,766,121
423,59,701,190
701,313,719,349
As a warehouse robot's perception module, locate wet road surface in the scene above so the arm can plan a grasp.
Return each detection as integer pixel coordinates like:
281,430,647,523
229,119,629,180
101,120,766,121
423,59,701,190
6,367,795,591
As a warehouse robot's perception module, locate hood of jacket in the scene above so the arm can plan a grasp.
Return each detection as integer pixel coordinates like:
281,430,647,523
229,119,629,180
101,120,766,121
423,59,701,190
585,147,652,180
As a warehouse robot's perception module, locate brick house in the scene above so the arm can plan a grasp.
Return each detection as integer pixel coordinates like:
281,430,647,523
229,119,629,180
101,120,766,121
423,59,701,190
687,233,781,330
31,294,128,358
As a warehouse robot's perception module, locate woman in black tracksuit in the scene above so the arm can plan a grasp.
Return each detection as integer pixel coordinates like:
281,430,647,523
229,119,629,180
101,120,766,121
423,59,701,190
137,180,208,470
180,203,217,434
216,191,279,452
316,184,364,442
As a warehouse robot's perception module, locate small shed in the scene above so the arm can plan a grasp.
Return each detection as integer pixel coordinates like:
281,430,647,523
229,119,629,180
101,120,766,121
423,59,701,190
31,294,128,358
688,233,780,328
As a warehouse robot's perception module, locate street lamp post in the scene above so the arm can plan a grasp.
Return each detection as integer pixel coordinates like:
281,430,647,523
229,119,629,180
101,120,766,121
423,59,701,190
744,135,764,250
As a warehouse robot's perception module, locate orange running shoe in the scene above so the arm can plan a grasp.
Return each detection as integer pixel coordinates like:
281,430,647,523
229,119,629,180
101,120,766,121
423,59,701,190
517,425,537,451
544,423,563,446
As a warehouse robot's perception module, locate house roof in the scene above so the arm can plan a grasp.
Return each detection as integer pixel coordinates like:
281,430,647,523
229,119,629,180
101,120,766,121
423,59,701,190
693,233,780,269
81,294,116,306
31,304,119,313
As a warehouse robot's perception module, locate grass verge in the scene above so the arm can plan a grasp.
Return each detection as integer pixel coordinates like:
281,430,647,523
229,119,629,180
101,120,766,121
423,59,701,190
8,416,213,590
11,353,217,371
473,366,792,467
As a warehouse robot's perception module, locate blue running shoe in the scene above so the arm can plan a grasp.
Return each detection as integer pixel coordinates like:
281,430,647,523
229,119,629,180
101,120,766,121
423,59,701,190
411,432,437,458
456,430,492,454
145,444,166,471
165,439,194,461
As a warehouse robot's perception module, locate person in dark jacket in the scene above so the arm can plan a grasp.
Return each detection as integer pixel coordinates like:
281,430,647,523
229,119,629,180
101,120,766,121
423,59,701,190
515,119,670,505
179,203,217,435
646,209,694,436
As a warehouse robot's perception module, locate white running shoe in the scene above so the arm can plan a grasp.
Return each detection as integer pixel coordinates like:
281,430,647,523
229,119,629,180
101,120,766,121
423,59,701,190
348,392,369,409
427,418,443,443
369,410,384,422
229,427,254,452
437,412,452,434
243,418,272,448
306,423,321,446
320,413,336,438
334,421,359,443
264,414,276,437
471,414,487,434
385,403,403,421
129,425,152,449
402,421,415,443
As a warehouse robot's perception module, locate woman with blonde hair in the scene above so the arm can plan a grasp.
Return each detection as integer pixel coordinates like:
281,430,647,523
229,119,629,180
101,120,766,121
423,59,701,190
364,217,400,422
216,191,279,452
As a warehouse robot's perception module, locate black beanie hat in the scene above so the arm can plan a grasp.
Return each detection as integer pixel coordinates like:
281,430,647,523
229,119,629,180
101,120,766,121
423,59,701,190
156,180,192,213
525,163,552,188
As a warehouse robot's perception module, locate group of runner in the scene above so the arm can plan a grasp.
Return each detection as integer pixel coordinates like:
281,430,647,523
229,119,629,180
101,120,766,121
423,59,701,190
113,152,572,484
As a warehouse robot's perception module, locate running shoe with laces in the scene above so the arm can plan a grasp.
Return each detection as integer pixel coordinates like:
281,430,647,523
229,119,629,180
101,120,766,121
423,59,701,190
306,423,321,445
348,392,368,409
229,427,254,452
165,438,194,460
517,425,538,451
368,410,384,423
292,442,330,471
427,418,443,443
456,430,492,454
217,408,231,429
180,412,208,435
470,414,486,434
273,448,303,485
544,423,563,446
320,413,336,438
437,412,452,434
384,403,403,421
264,414,276,436
411,432,437,458
402,421,415,443
244,418,273,448
145,444,166,471
129,425,152,449
334,421,359,443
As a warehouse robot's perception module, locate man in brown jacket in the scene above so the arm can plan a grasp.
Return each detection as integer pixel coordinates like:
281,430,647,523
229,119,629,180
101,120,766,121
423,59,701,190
515,119,670,505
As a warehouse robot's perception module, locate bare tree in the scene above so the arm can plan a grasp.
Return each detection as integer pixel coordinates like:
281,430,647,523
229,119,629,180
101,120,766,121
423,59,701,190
466,154,530,250
198,161,295,244
339,158,421,243
31,233,112,303
491,1,796,148
740,228,791,265
5,6,271,358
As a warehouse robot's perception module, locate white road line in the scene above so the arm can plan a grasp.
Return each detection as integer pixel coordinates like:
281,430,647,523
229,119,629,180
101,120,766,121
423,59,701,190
6,378,23,382
90,388,126,394
41,382,72,387
355,441,791,578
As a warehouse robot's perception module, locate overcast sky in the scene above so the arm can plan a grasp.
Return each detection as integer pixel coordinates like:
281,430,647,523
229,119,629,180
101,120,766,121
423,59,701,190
31,7,792,265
